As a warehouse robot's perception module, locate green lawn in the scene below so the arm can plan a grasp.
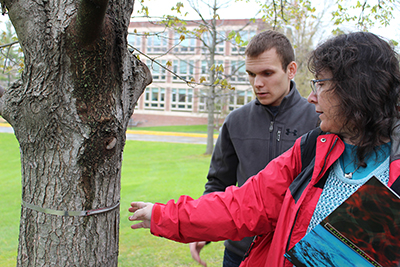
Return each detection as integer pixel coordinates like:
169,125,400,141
0,133,21,267
0,132,224,266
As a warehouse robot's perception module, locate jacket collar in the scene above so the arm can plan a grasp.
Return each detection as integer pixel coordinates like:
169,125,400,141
314,123,400,188
254,80,301,110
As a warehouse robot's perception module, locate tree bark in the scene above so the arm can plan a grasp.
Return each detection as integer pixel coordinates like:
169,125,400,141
0,0,151,266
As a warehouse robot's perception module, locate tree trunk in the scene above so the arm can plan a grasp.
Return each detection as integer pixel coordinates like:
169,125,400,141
0,0,151,266
205,4,219,155
206,86,215,155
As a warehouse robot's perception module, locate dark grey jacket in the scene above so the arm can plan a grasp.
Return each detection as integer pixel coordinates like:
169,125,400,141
204,81,320,257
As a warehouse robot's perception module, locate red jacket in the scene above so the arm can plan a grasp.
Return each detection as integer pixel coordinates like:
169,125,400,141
150,131,400,267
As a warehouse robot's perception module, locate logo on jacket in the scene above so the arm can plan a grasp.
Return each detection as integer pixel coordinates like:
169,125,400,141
285,129,298,136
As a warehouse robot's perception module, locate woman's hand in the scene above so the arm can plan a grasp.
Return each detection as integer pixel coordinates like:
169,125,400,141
128,202,154,229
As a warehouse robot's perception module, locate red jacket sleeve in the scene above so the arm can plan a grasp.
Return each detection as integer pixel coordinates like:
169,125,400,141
150,137,304,243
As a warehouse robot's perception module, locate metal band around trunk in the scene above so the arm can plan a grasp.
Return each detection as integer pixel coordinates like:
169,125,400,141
21,200,120,217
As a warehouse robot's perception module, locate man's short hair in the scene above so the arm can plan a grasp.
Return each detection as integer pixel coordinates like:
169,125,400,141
245,30,295,71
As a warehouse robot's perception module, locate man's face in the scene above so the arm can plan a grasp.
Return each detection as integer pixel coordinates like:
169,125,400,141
245,48,296,106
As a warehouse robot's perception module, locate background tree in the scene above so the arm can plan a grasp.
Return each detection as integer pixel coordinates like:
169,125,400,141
331,0,399,35
134,0,265,155
0,0,151,266
0,20,23,88
167,0,252,155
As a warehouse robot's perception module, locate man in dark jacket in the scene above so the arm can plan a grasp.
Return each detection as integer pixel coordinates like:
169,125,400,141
189,30,320,267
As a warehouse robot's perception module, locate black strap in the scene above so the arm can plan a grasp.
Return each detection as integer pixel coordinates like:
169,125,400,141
299,127,322,171
289,128,323,203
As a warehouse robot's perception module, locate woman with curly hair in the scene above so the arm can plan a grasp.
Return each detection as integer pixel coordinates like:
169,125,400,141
128,32,400,267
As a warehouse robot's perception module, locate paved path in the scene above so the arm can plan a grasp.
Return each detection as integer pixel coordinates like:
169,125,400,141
0,123,217,145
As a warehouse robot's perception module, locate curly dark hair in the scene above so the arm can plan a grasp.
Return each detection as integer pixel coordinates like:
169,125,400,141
245,30,295,71
308,32,400,167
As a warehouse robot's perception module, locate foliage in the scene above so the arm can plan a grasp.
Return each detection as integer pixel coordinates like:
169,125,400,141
257,0,400,45
331,0,399,46
257,0,317,30
0,20,24,88
332,0,396,31
0,132,224,266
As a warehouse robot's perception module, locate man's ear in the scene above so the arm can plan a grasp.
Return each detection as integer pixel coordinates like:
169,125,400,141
287,61,297,80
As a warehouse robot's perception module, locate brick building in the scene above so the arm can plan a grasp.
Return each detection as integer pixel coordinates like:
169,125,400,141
128,19,269,127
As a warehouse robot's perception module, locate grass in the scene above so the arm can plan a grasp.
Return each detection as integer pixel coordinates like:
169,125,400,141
0,132,224,266
0,133,21,266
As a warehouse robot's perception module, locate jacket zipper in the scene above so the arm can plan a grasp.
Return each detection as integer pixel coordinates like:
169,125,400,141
276,128,282,157
269,119,275,160
283,137,339,266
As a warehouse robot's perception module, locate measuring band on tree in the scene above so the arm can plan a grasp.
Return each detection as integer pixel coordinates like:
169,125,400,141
21,200,120,217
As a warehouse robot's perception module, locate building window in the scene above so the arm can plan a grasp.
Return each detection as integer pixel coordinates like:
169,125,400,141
229,89,254,110
171,88,193,111
198,89,207,112
127,33,142,52
146,33,168,54
230,60,247,83
216,31,226,54
201,31,225,54
172,60,194,81
231,30,256,54
144,88,166,109
201,60,208,75
198,89,226,113
173,33,195,53
147,60,167,81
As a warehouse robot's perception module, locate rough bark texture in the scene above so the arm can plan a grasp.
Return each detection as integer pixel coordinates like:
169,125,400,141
0,0,151,266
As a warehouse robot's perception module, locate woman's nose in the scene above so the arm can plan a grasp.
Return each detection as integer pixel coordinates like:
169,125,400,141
307,91,317,104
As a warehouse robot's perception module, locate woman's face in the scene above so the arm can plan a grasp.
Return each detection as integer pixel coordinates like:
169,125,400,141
307,71,352,141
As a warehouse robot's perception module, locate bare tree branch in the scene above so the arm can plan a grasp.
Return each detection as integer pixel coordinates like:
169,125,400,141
358,1,368,29
0,40,18,49
128,45,196,88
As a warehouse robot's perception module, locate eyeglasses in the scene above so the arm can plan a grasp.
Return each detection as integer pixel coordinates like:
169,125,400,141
310,78,332,95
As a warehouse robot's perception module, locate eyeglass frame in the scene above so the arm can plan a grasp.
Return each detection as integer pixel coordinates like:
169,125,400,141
310,78,332,95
